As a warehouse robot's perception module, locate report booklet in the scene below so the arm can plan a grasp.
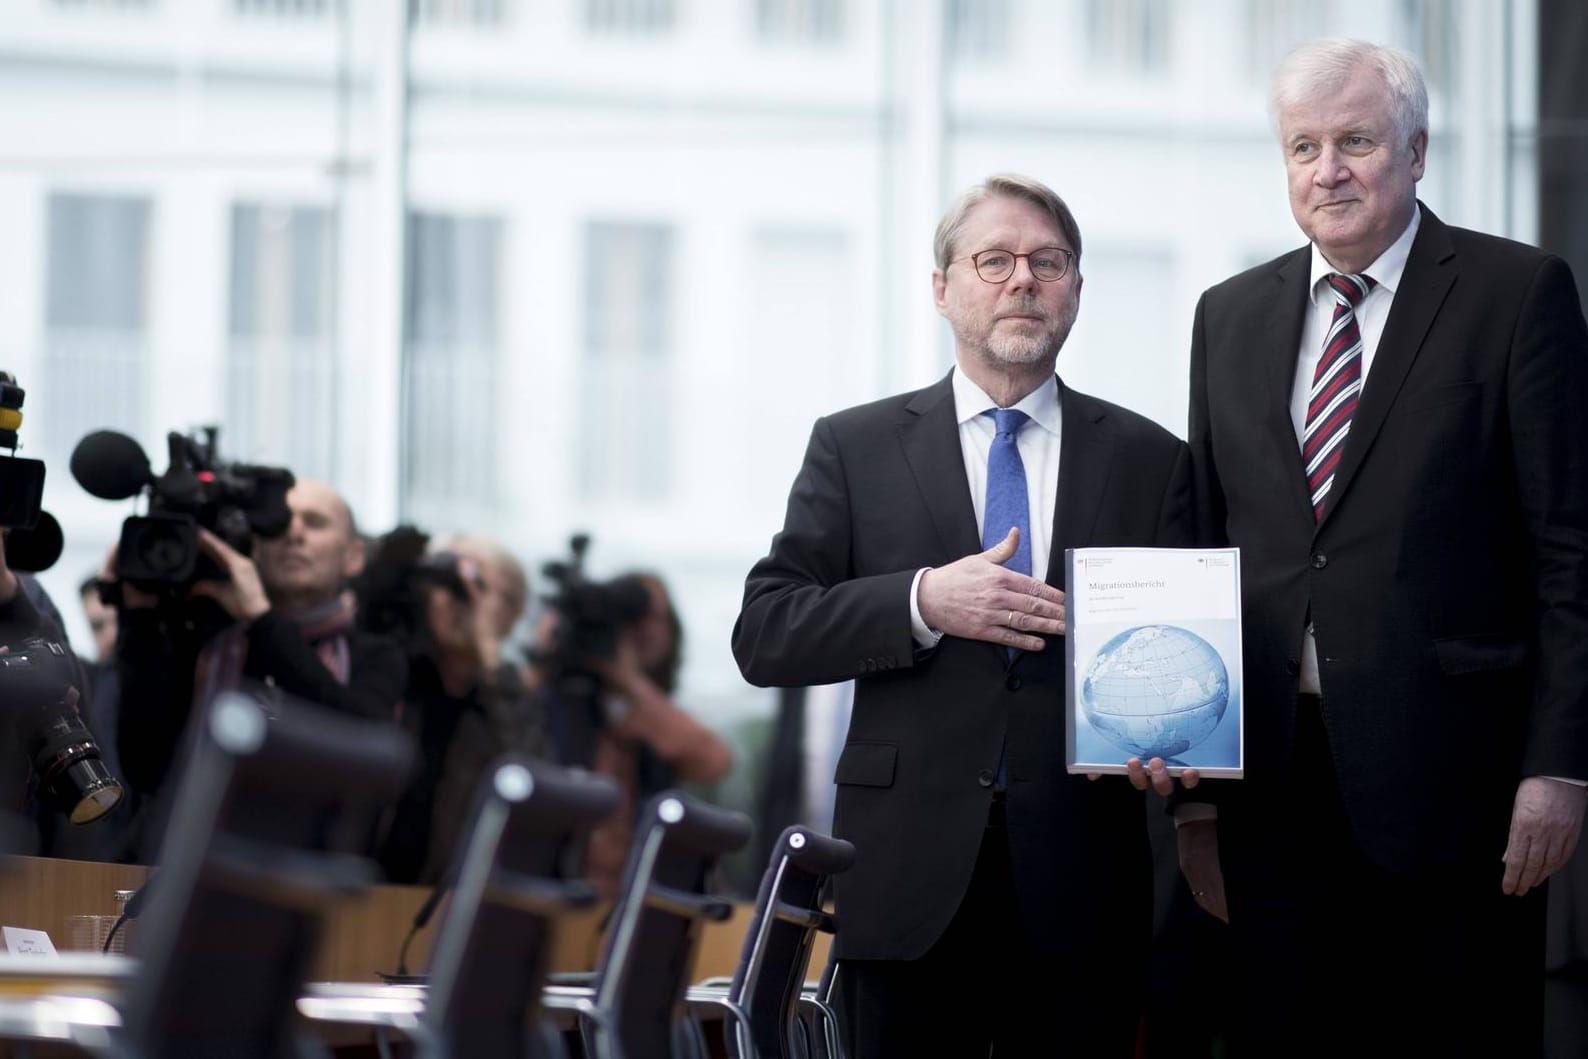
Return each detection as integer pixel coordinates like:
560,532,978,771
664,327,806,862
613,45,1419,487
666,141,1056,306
1064,547,1243,778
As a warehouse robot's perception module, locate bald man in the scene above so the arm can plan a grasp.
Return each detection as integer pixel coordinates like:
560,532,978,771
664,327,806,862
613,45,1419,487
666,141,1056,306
115,480,407,841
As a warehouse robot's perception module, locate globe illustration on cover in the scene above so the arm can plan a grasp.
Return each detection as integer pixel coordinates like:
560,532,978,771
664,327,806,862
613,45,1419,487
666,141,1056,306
1080,624,1230,760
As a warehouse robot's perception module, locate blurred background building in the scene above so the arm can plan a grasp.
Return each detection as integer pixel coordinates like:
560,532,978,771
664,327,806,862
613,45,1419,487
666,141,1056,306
0,0,1583,773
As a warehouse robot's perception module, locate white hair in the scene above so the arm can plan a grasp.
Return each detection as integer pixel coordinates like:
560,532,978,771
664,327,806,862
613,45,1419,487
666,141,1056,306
1269,38,1429,148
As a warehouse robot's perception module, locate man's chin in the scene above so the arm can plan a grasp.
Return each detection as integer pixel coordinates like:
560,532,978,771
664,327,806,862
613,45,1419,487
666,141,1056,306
988,337,1058,365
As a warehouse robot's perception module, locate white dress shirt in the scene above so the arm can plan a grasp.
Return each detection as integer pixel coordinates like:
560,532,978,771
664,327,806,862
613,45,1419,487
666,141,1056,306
910,367,1064,645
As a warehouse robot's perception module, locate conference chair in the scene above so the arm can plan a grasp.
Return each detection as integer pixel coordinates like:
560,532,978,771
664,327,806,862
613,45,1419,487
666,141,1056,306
297,757,622,1057
796,948,843,1059
687,825,854,1059
541,789,752,1059
116,689,414,1059
417,756,621,1056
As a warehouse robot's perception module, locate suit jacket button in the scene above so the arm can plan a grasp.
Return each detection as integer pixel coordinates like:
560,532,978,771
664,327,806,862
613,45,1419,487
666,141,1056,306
1311,553,1328,569
977,769,995,788
1285,659,1300,676
1006,675,1022,691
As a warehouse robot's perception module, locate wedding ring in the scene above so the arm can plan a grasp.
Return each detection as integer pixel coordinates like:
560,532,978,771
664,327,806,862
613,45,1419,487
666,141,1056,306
1008,610,1017,628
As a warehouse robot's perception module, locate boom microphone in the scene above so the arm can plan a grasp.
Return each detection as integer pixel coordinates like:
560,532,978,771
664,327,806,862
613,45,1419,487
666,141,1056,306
69,431,154,501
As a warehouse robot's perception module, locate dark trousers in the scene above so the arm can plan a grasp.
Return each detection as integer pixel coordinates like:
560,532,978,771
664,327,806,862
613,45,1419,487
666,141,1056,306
1222,695,1545,1058
837,795,1138,1058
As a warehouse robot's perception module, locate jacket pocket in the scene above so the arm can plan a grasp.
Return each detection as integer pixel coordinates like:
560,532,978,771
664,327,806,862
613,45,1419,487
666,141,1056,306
834,741,898,788
1433,634,1528,675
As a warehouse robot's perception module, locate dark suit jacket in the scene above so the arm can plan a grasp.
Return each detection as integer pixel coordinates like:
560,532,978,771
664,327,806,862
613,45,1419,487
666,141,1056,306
733,372,1191,963
1188,204,1588,873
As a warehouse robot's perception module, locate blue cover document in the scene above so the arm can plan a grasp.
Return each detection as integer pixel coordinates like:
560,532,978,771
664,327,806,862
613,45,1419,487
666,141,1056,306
1064,547,1244,778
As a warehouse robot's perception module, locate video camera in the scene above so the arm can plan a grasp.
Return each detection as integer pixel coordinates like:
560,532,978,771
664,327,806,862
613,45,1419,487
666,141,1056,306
529,533,651,678
355,525,489,654
70,426,294,590
0,373,64,573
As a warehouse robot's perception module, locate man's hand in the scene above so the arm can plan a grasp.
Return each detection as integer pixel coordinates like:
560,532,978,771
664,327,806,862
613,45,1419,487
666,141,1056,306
917,528,1065,651
1501,776,1587,896
455,555,503,671
187,528,271,623
1121,757,1201,795
1176,818,1229,923
98,542,158,610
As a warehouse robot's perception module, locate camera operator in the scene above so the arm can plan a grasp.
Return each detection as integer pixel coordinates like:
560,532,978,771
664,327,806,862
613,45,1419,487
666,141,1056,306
114,479,406,858
379,535,550,884
533,572,732,900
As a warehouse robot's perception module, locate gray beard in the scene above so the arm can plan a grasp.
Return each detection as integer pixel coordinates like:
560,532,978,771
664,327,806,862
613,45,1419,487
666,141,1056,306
986,330,1058,364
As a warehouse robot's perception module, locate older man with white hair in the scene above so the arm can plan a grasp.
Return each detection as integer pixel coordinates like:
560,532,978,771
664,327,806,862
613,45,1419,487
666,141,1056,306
1182,38,1588,1054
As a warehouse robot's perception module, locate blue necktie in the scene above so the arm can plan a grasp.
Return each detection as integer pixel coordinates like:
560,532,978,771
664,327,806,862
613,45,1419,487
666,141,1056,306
983,408,1030,788
982,408,1032,575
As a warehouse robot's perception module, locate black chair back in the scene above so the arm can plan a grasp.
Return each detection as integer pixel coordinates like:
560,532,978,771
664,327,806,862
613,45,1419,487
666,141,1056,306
423,756,620,1057
589,790,751,1059
119,690,414,1059
724,827,854,1059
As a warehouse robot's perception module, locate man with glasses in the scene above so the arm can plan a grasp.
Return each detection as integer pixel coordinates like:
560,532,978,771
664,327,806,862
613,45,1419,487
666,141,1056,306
734,174,1191,1056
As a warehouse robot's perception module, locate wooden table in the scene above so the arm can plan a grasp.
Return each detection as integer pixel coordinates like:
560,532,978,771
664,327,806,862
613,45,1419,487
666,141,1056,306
0,855,797,983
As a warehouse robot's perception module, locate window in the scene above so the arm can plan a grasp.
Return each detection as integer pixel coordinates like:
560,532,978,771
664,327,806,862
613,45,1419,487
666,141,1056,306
742,226,854,508
1244,0,1329,82
403,212,503,512
410,0,509,28
226,203,337,479
756,0,842,45
1402,0,1456,100
41,193,150,462
585,0,674,35
579,220,673,503
1085,0,1170,75
946,0,1008,63
233,0,331,16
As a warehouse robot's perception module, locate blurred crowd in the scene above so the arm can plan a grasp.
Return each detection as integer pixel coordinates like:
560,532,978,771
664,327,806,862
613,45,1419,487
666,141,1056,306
0,471,732,897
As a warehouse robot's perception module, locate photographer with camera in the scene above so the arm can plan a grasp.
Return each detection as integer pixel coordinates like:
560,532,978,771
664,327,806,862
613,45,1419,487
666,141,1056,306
113,478,406,858
375,534,551,883
532,569,732,900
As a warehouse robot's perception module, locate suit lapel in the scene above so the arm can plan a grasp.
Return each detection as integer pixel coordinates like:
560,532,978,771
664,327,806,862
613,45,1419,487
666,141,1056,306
1265,249,1316,523
898,372,981,561
1321,205,1456,527
1048,383,1112,588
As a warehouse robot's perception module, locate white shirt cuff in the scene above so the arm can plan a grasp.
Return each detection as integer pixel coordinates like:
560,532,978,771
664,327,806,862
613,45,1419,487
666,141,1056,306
909,567,944,649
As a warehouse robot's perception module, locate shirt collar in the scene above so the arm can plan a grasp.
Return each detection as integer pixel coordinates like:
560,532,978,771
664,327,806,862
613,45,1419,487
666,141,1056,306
1308,203,1421,305
950,366,1062,436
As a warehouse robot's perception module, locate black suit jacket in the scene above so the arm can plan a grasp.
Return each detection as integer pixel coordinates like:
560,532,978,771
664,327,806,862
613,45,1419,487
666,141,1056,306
1188,204,1588,872
733,372,1191,962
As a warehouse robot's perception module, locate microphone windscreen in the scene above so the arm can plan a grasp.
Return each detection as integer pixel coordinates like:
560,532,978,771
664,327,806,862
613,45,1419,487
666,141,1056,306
4,510,63,572
70,431,152,501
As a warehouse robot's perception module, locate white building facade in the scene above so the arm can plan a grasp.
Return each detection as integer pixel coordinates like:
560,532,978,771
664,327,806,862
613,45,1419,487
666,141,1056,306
0,0,1539,733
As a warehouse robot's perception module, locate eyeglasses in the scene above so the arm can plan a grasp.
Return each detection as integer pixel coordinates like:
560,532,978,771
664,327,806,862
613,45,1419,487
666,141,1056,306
953,247,1074,284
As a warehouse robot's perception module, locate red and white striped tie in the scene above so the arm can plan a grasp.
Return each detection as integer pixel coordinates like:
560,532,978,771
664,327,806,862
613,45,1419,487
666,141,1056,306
1302,272,1376,521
